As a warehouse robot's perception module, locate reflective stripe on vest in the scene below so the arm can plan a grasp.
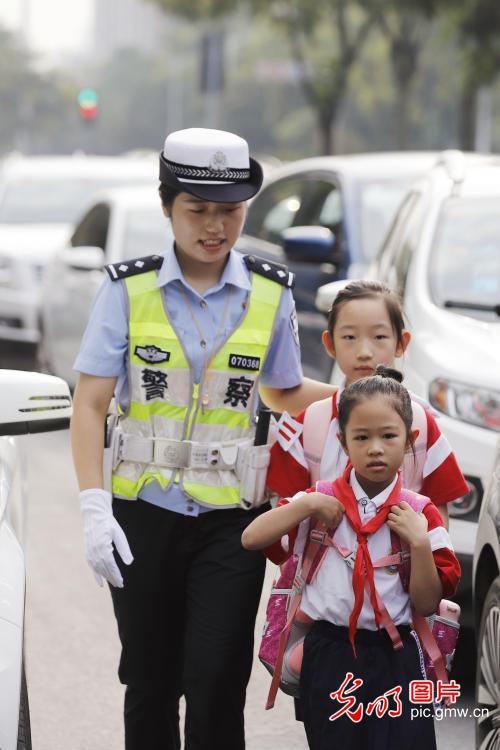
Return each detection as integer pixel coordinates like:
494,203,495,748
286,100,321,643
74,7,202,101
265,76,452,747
112,269,283,506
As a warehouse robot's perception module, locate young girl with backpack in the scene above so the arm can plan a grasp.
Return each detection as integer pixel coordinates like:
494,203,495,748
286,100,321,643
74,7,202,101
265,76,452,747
267,280,469,537
242,369,461,750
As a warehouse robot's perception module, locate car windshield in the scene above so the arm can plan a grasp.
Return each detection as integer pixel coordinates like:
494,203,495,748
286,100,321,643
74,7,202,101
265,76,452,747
359,178,414,260
0,176,150,224
122,208,173,259
430,197,500,320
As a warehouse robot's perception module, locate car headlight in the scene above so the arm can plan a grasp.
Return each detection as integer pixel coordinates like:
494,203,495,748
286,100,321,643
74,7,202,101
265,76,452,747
429,378,500,432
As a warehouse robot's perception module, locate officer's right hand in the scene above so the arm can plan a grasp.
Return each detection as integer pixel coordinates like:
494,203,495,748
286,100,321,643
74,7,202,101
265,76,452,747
79,488,133,588
306,492,345,529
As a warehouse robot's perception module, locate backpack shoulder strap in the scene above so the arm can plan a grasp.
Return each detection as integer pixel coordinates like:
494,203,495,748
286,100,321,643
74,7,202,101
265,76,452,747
391,488,431,590
399,488,430,513
302,396,335,483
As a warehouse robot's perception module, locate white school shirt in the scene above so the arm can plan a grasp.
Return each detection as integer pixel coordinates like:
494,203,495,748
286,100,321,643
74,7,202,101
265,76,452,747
294,469,453,629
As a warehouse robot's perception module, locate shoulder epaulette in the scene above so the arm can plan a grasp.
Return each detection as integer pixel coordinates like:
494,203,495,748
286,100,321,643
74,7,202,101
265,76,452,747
243,254,295,289
105,254,164,282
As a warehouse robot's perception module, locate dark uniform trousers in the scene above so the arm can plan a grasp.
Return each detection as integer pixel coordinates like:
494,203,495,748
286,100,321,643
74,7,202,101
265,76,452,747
110,498,267,750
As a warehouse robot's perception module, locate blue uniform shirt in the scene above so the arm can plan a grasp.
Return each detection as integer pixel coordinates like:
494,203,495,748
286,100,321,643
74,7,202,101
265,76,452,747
74,245,303,515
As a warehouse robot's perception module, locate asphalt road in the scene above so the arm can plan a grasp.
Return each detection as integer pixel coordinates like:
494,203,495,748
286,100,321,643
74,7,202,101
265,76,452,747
2,343,477,749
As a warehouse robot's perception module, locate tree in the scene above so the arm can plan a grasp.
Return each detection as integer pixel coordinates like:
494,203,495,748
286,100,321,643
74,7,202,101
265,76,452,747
149,0,381,154
451,0,500,149
376,1,437,148
249,0,384,154
0,29,79,155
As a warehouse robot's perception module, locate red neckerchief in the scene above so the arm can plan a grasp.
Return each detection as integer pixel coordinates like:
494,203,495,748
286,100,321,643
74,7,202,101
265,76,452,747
331,464,402,655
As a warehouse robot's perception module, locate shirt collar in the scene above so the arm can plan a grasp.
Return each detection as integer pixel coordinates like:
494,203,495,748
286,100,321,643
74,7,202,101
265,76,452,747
156,244,252,293
350,468,398,510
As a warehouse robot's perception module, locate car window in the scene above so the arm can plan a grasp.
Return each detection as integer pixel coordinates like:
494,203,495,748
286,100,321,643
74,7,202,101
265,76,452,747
121,208,172,260
375,192,422,284
358,178,415,261
244,178,305,244
70,203,111,250
391,194,426,296
301,181,343,231
430,197,500,319
244,176,341,245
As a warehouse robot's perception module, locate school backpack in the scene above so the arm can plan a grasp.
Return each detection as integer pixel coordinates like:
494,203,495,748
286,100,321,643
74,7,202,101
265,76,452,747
301,392,430,488
258,481,460,710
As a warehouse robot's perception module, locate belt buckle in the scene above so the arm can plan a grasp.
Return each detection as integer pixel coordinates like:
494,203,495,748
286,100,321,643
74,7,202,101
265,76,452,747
154,439,191,468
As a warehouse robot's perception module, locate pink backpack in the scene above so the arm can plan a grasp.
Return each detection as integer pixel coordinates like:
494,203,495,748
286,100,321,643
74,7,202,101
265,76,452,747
258,481,460,709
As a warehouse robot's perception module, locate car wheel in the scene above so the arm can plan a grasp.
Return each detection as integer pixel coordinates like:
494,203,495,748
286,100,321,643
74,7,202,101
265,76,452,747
475,575,500,749
17,661,31,750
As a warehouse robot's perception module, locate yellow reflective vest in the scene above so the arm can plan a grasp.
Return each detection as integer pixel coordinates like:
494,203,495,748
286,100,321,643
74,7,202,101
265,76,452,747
111,263,283,508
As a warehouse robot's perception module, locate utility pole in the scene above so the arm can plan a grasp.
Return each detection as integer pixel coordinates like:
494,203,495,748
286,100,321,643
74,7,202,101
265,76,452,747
474,86,493,153
200,23,225,129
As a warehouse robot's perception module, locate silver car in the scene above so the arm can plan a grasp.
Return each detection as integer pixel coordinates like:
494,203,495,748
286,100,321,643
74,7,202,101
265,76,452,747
0,154,156,345
39,185,173,388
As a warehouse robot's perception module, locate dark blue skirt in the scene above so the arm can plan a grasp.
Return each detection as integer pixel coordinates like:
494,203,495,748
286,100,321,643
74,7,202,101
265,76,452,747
300,621,437,750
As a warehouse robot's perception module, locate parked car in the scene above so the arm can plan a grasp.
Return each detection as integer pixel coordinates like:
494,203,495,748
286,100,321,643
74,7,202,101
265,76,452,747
473,438,500,749
39,185,173,388
0,153,156,345
237,151,438,379
0,369,72,750
316,150,500,624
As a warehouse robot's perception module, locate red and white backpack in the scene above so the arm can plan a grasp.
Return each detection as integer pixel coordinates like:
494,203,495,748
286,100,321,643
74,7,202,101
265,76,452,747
301,392,430,488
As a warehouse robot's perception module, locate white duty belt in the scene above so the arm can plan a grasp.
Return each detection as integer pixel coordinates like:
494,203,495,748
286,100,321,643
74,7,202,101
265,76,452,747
114,433,253,471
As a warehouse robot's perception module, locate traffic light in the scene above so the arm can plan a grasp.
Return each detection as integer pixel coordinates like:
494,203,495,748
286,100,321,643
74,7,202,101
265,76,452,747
77,88,99,121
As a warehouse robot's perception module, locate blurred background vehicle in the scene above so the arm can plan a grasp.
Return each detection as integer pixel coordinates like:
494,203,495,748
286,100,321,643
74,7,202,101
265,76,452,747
238,152,437,379
39,185,172,388
316,150,500,626
473,437,500,749
0,153,156,347
0,369,72,750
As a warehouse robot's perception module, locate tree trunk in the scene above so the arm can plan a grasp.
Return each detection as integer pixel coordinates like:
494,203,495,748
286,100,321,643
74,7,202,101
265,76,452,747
459,78,476,150
394,81,410,149
318,115,334,154
389,19,420,150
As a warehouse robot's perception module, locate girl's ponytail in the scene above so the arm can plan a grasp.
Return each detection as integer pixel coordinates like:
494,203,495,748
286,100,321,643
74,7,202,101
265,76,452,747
374,365,403,383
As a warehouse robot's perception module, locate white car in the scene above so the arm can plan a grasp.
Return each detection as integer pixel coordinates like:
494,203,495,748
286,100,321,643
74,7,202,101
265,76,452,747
0,153,157,345
0,369,72,750
39,185,173,388
473,437,500,748
237,151,438,379
316,151,500,623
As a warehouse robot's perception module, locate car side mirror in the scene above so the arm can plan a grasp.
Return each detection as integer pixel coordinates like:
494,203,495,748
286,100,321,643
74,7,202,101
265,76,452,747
315,278,352,314
280,226,342,265
0,371,72,436
61,246,105,271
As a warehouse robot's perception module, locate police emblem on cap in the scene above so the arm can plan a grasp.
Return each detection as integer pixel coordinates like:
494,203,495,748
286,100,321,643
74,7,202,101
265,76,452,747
135,345,170,364
209,151,228,172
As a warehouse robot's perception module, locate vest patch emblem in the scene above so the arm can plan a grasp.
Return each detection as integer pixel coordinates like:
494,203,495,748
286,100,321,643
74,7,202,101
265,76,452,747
135,345,170,364
224,376,254,408
228,353,261,372
142,368,168,401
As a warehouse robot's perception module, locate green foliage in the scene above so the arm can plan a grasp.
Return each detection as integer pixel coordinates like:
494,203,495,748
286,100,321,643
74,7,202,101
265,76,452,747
0,28,79,155
146,0,240,21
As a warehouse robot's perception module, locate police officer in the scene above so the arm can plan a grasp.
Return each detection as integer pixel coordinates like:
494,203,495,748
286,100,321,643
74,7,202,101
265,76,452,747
71,128,334,750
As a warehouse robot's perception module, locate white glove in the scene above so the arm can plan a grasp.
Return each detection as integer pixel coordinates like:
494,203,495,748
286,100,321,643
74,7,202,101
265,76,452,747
79,489,133,588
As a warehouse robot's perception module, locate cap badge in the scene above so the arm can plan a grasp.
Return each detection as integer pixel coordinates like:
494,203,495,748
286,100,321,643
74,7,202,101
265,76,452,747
209,151,228,172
